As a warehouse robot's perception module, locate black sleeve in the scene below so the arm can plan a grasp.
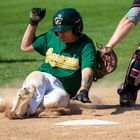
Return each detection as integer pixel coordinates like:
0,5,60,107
132,0,140,7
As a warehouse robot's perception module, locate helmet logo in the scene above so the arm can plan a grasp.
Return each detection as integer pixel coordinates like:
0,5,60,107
75,19,81,24
54,17,63,25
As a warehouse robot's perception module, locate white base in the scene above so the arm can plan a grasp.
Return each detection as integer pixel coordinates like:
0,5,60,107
54,119,119,126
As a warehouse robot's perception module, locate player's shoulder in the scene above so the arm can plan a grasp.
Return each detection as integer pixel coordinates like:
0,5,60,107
78,34,95,54
44,31,56,37
40,31,57,40
80,34,94,43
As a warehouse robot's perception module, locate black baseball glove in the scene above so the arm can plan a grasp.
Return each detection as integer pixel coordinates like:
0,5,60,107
93,43,118,81
29,8,46,26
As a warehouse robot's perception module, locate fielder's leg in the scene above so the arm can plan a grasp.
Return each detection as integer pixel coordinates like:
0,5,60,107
117,49,140,107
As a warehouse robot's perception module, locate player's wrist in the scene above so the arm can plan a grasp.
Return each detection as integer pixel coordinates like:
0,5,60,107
29,19,39,26
79,89,88,95
105,42,114,49
105,45,113,49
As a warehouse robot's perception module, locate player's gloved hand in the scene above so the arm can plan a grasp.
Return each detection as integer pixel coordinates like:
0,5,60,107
29,8,46,26
72,89,91,103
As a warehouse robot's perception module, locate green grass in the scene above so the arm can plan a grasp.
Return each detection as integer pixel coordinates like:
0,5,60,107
0,0,139,87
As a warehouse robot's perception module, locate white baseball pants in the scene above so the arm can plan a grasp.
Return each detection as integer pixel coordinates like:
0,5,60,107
22,71,70,115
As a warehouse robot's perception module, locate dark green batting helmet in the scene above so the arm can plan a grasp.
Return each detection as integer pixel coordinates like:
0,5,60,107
51,8,83,36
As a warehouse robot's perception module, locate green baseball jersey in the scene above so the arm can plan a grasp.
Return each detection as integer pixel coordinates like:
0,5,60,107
32,31,97,97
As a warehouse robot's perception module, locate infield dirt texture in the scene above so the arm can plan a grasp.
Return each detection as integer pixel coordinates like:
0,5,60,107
0,84,140,140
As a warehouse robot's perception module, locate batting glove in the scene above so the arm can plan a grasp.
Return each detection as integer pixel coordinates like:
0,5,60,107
29,8,46,26
72,89,91,103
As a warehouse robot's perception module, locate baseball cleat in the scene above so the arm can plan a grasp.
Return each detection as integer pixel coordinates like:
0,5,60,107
6,84,36,119
119,93,135,107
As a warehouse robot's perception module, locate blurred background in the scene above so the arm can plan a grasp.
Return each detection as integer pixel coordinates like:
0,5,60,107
0,0,140,87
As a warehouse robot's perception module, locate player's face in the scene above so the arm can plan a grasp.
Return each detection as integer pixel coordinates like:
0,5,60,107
57,30,79,43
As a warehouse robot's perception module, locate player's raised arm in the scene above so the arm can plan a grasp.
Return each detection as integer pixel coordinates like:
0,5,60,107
20,8,46,52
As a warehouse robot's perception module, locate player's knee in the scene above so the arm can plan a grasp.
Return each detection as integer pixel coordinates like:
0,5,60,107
24,71,46,89
26,71,44,81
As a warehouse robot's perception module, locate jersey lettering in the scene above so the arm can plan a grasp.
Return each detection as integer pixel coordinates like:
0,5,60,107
45,48,80,70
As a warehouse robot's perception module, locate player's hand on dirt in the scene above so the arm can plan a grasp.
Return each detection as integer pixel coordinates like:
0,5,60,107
72,89,91,103
30,8,46,26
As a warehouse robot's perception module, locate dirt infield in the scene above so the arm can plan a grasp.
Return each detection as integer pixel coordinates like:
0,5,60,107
0,84,140,140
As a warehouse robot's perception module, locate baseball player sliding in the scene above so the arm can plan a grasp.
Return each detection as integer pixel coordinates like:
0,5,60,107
0,8,97,119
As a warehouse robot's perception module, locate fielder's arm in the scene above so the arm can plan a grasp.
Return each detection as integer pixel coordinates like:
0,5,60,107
72,68,93,103
106,17,135,49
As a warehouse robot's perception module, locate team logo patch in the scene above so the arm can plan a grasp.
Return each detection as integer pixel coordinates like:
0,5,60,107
54,17,63,25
